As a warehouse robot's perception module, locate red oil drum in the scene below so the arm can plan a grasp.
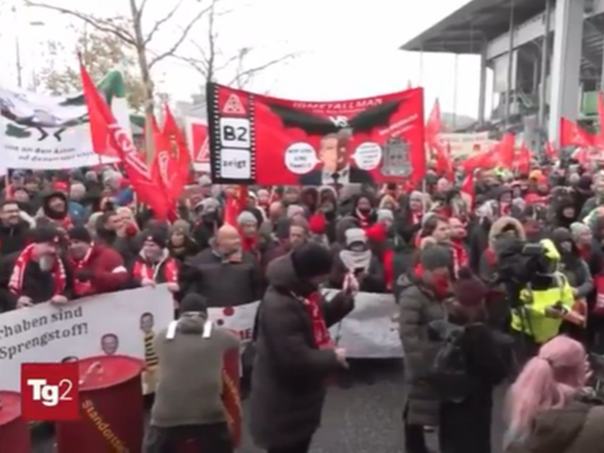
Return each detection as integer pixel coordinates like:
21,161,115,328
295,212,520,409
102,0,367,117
174,342,241,452
55,355,145,453
0,391,30,453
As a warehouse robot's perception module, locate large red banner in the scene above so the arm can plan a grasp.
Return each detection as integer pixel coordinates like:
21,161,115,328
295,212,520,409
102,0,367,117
206,83,426,185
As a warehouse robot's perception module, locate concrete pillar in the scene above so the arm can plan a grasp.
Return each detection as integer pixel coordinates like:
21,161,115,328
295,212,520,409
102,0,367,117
538,0,552,129
478,43,487,125
548,0,584,145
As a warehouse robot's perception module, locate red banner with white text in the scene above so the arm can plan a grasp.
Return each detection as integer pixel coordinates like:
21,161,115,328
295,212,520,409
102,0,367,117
206,83,426,185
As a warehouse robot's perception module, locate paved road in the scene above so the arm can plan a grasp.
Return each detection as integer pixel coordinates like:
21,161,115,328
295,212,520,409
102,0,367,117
33,360,506,453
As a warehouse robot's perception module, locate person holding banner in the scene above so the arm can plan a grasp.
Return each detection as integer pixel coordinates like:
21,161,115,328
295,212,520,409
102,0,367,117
66,225,129,297
145,293,239,453
250,242,355,453
0,226,73,312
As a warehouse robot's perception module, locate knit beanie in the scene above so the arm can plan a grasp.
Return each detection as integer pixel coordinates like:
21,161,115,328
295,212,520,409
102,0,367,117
569,222,591,241
377,209,394,222
194,197,220,215
290,242,333,280
419,244,452,271
237,210,258,226
180,293,208,313
308,214,326,235
345,228,367,247
67,226,92,243
143,228,167,248
453,268,487,307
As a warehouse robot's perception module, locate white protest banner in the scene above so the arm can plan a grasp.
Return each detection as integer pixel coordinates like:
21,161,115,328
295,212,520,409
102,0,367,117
0,285,173,392
439,132,496,157
210,292,403,359
0,70,129,170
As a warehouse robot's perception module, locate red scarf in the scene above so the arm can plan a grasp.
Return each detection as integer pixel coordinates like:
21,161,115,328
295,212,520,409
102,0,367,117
298,292,333,349
132,257,178,283
450,240,468,277
356,210,371,229
241,235,261,261
9,244,66,296
411,211,422,225
70,247,94,296
484,248,497,267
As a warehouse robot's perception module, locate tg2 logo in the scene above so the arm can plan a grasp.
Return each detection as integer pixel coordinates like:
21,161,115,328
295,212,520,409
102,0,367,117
21,362,80,421
27,377,73,407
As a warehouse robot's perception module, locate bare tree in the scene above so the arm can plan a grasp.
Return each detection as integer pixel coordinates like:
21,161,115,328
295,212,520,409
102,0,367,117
174,0,297,89
25,0,211,158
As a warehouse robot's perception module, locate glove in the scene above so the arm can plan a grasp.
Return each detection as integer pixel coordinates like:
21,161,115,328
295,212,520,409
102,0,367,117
75,269,93,281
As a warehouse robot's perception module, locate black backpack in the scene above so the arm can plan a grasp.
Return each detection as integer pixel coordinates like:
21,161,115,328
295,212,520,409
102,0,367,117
426,319,476,402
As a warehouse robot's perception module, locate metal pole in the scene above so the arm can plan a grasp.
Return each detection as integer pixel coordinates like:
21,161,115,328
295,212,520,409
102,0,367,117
504,0,515,128
452,54,459,129
538,0,552,128
12,6,22,88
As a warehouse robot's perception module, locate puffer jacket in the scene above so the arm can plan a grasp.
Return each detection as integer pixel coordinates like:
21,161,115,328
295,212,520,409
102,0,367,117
505,400,604,453
396,272,446,425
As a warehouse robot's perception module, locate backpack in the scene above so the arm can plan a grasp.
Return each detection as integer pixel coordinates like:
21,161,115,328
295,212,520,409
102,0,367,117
426,319,476,402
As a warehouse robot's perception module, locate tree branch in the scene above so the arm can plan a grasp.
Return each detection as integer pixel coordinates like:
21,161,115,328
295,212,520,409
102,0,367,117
25,1,137,46
228,52,298,88
148,3,212,69
143,0,185,46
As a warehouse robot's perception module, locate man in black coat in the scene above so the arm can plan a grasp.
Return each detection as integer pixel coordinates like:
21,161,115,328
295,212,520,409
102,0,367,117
249,242,354,453
0,199,30,257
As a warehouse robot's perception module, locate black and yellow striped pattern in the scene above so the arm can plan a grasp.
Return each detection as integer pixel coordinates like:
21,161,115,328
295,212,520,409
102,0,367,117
143,332,158,368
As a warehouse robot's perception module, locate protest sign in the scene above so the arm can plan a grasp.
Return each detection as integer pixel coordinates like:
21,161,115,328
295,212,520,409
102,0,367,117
0,70,128,171
205,83,426,186
0,285,173,392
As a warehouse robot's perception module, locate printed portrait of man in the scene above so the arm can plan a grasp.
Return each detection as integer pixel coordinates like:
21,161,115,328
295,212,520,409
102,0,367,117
298,130,375,186
101,333,119,356
140,312,158,394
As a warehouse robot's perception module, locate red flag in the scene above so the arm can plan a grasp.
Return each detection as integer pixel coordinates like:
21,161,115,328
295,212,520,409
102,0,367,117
151,120,182,203
545,141,557,161
426,99,442,143
223,186,246,226
461,150,498,172
434,142,453,179
460,173,474,207
559,118,594,147
494,133,515,167
80,62,170,219
162,105,192,190
515,143,531,174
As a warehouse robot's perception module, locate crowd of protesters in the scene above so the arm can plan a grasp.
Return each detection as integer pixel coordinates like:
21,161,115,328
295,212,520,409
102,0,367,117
3,162,604,453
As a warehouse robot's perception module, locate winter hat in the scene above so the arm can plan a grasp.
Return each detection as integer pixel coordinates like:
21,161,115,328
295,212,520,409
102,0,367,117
198,174,212,187
237,210,258,225
180,293,208,314
290,242,333,280
377,209,394,222
194,197,220,215
286,204,305,218
30,226,61,244
419,244,452,271
570,222,591,240
67,226,92,243
453,268,487,307
365,222,387,243
308,213,327,235
170,219,191,235
143,228,167,248
345,228,367,247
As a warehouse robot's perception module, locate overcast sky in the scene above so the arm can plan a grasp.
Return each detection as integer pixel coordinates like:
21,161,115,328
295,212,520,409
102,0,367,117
0,0,494,119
